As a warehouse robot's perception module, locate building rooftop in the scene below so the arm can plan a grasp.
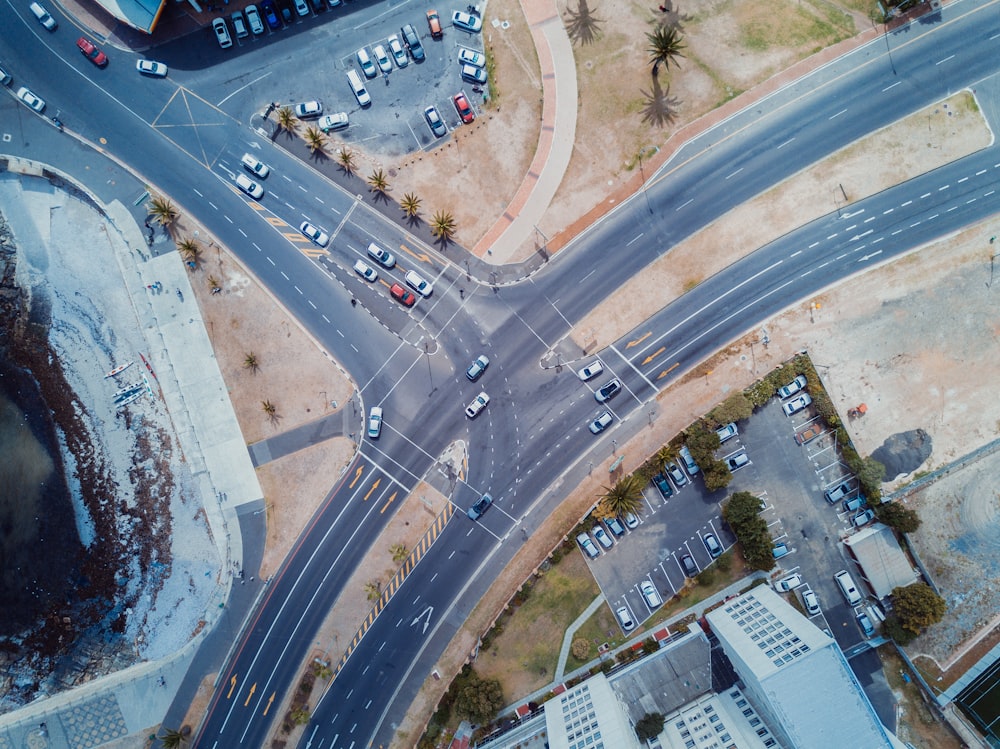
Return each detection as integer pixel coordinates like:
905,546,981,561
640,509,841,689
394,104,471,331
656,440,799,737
844,523,918,600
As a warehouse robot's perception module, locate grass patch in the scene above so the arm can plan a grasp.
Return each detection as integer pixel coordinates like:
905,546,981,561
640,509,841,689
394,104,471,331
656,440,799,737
739,0,852,52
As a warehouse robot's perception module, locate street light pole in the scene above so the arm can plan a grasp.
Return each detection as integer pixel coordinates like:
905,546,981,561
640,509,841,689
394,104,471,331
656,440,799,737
637,149,654,215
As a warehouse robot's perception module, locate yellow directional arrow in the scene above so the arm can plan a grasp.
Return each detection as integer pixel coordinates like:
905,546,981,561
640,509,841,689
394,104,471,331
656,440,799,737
643,346,665,365
380,491,397,514
227,675,238,699
399,244,431,263
244,683,256,707
626,332,651,349
657,362,681,380
364,478,381,501
348,466,364,489
263,692,275,716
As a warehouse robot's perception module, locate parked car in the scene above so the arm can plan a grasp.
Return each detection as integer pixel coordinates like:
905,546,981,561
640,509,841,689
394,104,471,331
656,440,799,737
458,47,486,67
577,532,599,559
641,581,662,609
400,23,425,62
853,508,876,527
776,573,802,592
782,393,812,415
0,64,13,86
426,9,443,38
680,554,698,577
318,112,349,132
453,92,475,123
772,542,790,559
623,512,639,530
857,611,875,637
843,495,867,513
367,406,382,438
616,606,635,632
16,87,45,113
77,37,109,67
230,10,248,38
460,63,487,84
293,0,309,16
605,516,625,537
299,221,329,247
467,493,492,521
653,473,674,499
241,152,270,178
234,173,264,199
588,411,613,434
424,105,446,137
594,378,622,403
577,360,604,381
245,5,265,33
373,44,392,74
715,422,738,443
356,47,377,78
405,269,433,297
679,445,700,476
261,0,281,29
778,374,808,399
136,59,168,77
29,1,57,30
390,283,416,307
388,34,409,67
367,242,396,268
465,392,489,419
466,354,490,381
802,588,821,615
294,100,323,118
592,526,613,549
665,462,687,487
726,451,750,472
703,532,722,558
824,481,851,504
452,9,483,32
353,259,378,282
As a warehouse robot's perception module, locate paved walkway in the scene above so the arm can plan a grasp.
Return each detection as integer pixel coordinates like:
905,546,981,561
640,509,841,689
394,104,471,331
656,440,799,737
554,594,605,682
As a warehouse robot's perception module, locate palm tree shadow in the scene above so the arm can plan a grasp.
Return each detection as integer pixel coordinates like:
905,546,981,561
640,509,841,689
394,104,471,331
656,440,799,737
310,150,329,163
565,0,603,45
405,214,423,229
640,73,681,128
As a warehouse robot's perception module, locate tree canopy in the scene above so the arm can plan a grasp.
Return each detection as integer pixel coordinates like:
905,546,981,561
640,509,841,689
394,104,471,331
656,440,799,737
454,670,505,725
597,474,645,519
723,491,774,571
636,712,665,741
892,582,946,635
876,501,921,533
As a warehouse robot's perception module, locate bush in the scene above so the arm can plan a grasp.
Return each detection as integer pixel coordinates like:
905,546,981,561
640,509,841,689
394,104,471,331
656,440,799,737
453,670,505,725
723,491,775,572
708,391,754,425
892,582,946,635
571,638,591,660
636,712,665,742
883,613,918,645
702,458,733,492
876,502,921,533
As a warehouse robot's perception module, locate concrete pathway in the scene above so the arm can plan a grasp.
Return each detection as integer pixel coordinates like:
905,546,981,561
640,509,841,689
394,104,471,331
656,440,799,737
554,594,606,682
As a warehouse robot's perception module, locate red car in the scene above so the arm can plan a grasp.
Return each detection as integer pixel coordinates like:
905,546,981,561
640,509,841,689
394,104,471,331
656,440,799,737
426,9,443,38
390,283,416,307
77,37,108,67
453,92,475,124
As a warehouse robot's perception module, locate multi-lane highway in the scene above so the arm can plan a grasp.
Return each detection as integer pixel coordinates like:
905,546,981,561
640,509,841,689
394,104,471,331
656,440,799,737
4,0,1000,747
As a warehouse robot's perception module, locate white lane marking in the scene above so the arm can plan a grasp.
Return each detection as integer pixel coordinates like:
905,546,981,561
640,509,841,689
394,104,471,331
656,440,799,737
882,81,901,92
725,167,744,180
776,137,795,149
829,108,847,120
935,54,955,65
676,198,694,211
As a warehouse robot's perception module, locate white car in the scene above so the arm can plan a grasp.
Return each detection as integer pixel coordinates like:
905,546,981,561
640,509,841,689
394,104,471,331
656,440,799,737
782,393,813,416
460,63,487,85
577,533,599,559
353,259,378,282
640,581,662,609
451,9,482,32
592,526,613,549
715,422,738,443
356,47,377,78
388,34,408,67
240,152,270,178
616,606,635,632
373,44,392,74
404,270,433,297
367,406,382,438
853,508,876,527
726,451,750,472
318,112,349,132
16,87,45,113
775,573,802,592
577,360,604,381
588,411,613,434
465,391,489,419
213,17,232,48
299,221,329,247
802,588,821,615
245,4,264,33
136,59,168,77
622,512,639,529
777,374,807,399
234,173,264,199
294,100,323,119
458,47,486,67
367,242,396,268
293,0,309,16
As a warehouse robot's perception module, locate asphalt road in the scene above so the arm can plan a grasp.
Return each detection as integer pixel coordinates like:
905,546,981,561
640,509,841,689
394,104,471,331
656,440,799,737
4,0,1000,747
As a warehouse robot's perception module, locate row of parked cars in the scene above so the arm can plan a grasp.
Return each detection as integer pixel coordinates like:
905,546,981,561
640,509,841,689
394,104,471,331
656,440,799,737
777,568,880,637
212,0,342,48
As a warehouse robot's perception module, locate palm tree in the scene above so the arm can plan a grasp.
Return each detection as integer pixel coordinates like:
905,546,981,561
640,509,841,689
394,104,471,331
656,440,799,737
565,0,603,45
304,126,327,154
598,474,645,518
368,168,390,197
157,727,187,749
243,352,259,374
262,400,278,424
177,237,201,269
147,195,179,229
364,580,382,601
337,147,356,176
390,543,409,563
430,210,457,244
647,25,685,76
208,275,222,294
400,192,422,220
640,76,682,128
276,106,296,135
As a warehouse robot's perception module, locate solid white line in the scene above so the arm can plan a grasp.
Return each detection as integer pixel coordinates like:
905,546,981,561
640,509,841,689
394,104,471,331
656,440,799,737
725,167,744,180
218,71,271,106
882,81,901,92
676,198,694,211
776,138,795,149
829,108,847,120
935,54,956,65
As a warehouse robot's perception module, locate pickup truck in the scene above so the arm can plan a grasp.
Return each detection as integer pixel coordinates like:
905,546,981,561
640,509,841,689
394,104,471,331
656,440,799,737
795,423,823,445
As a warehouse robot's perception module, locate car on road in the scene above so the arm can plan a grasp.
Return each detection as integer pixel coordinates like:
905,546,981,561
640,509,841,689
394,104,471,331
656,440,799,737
665,461,687,487
240,152,270,178
715,422,738,443
857,611,875,637
577,532,599,559
680,553,698,577
853,508,876,527
577,360,603,381
460,64,487,85
388,35,408,67
299,222,329,247
405,270,433,297
424,106,447,137
616,606,635,631
0,65,13,86
294,100,323,118
136,59,168,77
390,283,416,307
777,374,808,399
426,9,443,38
588,411,613,434
245,4,264,33
16,87,45,113
373,44,392,74
367,242,396,268
261,0,281,28
592,526,613,549
318,112,349,132
776,573,802,592
594,378,622,403
400,23,425,62
77,37,109,67
367,406,382,438
703,532,722,558
640,581,662,609
458,47,486,67
234,173,264,199
29,1,57,30
605,516,625,537
782,393,812,416
802,588,821,615
452,9,483,32
824,481,851,504
466,354,490,381
465,391,489,419
726,451,750,472
653,473,674,499
453,92,475,123
353,259,378,282
467,493,492,521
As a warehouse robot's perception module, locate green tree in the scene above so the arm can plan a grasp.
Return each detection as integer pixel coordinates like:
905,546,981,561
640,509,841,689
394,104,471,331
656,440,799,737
646,25,685,76
596,474,644,519
883,613,918,645
177,237,201,268
635,712,665,741
147,195,179,229
304,126,327,153
243,352,259,374
702,458,733,492
454,671,504,725
276,106,297,134
892,582,946,635
723,491,774,571
709,391,753,426
876,502,921,533
368,168,390,197
430,210,457,243
337,147,357,176
156,727,188,748
857,456,887,496
400,192,422,219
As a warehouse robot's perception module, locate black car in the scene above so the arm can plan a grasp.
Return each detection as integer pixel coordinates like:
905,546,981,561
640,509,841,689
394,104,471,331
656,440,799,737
400,23,425,62
680,554,698,577
594,378,622,403
653,473,674,499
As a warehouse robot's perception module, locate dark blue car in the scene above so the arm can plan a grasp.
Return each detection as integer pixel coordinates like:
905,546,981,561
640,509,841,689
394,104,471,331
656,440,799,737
261,0,281,28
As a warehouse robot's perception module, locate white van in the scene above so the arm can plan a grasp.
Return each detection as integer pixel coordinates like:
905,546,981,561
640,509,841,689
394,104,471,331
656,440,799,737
29,1,57,29
346,69,371,107
834,569,862,606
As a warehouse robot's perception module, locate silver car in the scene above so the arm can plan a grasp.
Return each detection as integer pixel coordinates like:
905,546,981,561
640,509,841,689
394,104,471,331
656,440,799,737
388,35,409,67
640,581,662,609
588,411,613,434
577,533,599,559
294,100,323,119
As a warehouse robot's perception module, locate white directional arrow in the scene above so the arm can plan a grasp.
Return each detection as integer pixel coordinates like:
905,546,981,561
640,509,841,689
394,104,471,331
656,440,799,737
858,250,883,263
248,141,261,150
411,606,434,634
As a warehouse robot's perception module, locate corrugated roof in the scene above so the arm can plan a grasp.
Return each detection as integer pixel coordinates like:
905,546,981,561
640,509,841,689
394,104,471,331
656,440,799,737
845,523,918,600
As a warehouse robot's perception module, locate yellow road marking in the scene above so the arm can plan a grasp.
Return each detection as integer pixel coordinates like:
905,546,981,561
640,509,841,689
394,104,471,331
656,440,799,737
348,466,364,489
364,478,381,500
626,332,651,348
643,346,665,365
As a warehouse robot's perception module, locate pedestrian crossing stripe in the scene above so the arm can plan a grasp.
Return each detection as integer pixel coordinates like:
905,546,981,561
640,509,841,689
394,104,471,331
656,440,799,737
331,503,456,680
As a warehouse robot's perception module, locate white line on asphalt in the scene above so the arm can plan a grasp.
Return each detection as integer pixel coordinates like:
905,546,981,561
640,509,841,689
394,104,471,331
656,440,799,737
790,250,802,258
977,170,987,176
872,237,884,245
827,233,838,240
293,285,302,294
308,300,316,309
967,198,977,204
676,198,694,211
238,228,247,237
939,184,950,191
986,190,996,197
947,206,957,212
267,256,275,265
322,314,330,323
845,224,857,232
626,233,644,247
298,184,307,192
280,271,289,280
224,215,233,224
608,344,657,391
581,269,596,283
864,216,876,223
921,192,931,199
958,177,969,183
725,167,744,180
882,81,901,92
927,214,939,221
891,229,903,235
218,71,271,106
808,241,819,248
883,208,894,215
935,54,955,65
252,242,261,251
776,137,795,149
910,221,921,228
829,108,847,120
859,250,883,262
901,200,912,207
